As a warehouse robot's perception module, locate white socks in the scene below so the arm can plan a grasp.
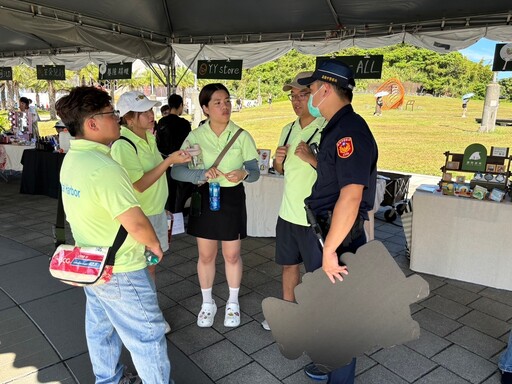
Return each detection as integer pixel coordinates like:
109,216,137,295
201,288,213,304
228,287,240,305
202,287,239,305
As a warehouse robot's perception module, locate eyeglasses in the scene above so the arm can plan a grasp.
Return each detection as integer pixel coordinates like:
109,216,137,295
91,110,120,119
287,93,310,102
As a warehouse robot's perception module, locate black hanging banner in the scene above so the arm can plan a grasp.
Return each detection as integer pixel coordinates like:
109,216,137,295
316,56,383,79
196,60,243,80
36,65,66,80
0,67,13,81
99,62,133,80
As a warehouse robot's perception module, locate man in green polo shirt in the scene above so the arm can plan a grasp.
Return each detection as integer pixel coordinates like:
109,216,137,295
261,72,325,330
56,86,171,384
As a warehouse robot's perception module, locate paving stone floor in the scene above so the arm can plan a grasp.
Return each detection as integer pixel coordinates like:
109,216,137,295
0,176,509,383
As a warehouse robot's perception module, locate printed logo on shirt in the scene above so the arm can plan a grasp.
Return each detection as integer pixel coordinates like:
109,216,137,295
337,137,354,159
61,183,81,198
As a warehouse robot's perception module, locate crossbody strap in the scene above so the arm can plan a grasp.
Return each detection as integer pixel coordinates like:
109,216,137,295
211,128,244,168
105,226,128,265
117,136,138,154
55,190,128,265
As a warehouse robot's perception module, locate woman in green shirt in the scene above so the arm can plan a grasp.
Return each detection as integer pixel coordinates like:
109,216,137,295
172,83,260,328
111,91,191,333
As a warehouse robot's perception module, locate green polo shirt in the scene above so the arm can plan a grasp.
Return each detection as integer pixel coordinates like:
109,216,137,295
278,117,325,226
110,126,168,215
181,120,259,187
60,139,146,273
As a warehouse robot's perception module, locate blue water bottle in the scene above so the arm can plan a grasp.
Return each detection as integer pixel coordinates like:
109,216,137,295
209,182,220,211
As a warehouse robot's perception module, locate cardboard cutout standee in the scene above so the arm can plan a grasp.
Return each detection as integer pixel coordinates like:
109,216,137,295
262,240,429,372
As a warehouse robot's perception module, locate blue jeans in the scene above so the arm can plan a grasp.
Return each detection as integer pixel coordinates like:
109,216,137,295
328,358,356,384
499,330,512,373
84,268,171,384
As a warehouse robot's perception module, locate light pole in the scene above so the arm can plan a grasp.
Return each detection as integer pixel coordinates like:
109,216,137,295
257,77,262,106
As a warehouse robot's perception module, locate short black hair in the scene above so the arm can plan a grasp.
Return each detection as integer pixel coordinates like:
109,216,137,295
198,83,230,112
168,94,183,110
331,82,353,103
55,86,111,137
19,97,29,105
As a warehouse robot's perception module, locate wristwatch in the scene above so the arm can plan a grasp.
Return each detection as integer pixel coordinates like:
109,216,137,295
484,173,494,181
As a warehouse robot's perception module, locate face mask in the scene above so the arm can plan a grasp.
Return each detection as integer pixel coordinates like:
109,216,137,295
307,85,325,118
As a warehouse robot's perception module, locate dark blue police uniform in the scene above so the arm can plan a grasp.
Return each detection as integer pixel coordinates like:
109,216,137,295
304,103,378,384
306,103,378,267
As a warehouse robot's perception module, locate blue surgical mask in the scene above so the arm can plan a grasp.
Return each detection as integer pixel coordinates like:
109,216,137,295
307,85,324,118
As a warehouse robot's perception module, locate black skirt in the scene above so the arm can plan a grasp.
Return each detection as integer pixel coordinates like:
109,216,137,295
187,183,247,241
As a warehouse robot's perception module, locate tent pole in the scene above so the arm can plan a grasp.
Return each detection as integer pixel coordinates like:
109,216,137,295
170,47,176,95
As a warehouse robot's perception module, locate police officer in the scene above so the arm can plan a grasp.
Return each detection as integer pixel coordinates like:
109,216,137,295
298,60,378,383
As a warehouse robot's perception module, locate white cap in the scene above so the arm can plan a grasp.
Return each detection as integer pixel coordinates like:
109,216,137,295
54,120,66,128
117,91,161,118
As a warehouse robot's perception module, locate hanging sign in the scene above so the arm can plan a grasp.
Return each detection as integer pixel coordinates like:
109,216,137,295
0,67,13,80
492,43,512,72
98,62,132,80
197,60,243,80
36,65,66,80
316,56,383,79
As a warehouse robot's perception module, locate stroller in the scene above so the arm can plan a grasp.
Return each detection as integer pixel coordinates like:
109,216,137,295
377,171,411,222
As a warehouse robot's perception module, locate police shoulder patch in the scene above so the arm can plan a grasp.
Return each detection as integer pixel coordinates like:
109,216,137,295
337,137,354,158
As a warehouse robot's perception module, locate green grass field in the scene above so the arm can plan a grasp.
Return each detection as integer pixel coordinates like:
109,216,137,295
36,94,512,176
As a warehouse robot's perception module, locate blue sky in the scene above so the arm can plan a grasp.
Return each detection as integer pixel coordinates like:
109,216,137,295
459,38,511,79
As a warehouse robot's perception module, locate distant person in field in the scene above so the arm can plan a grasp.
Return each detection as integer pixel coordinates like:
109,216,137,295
374,96,383,116
462,98,469,118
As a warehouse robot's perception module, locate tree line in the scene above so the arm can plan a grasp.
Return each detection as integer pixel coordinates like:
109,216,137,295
1,43,510,120
229,45,511,102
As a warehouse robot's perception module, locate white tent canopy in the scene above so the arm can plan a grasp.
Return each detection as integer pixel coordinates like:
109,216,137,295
173,26,512,72
0,0,511,72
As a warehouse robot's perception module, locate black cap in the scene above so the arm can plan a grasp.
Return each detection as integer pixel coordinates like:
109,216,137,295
297,59,355,90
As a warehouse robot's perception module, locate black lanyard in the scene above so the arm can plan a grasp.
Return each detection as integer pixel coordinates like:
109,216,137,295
283,120,323,145
282,121,295,146
283,120,324,147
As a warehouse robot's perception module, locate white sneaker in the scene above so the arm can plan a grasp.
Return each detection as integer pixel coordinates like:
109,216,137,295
197,300,217,327
164,320,171,334
261,319,271,331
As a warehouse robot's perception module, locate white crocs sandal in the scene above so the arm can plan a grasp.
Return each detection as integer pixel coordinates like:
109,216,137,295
224,303,241,327
197,301,217,328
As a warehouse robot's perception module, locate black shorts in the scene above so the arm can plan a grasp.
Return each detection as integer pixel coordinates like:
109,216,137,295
187,183,247,241
275,217,320,271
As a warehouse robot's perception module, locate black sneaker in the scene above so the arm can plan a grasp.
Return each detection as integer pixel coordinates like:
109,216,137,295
304,362,328,381
119,373,141,384
502,370,512,384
